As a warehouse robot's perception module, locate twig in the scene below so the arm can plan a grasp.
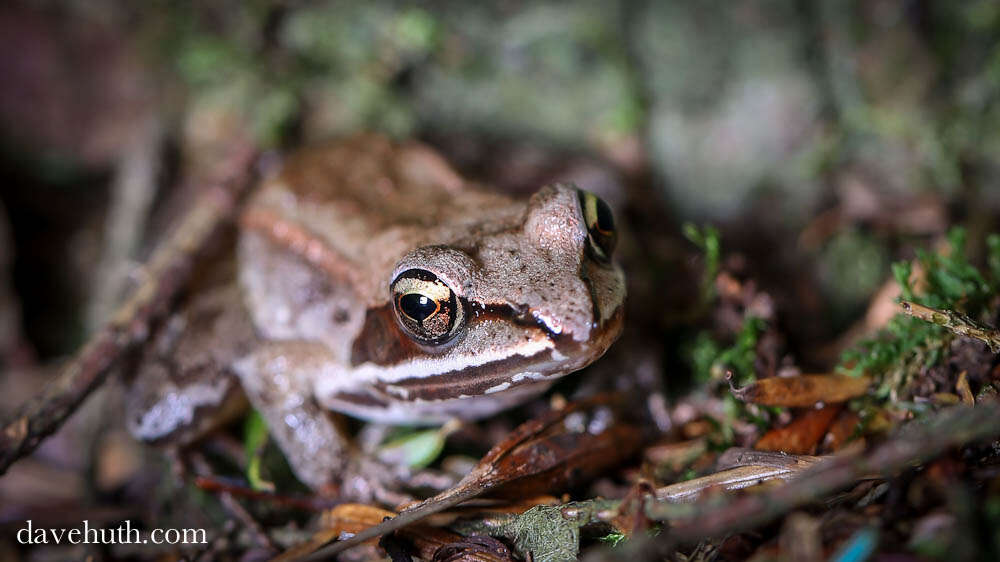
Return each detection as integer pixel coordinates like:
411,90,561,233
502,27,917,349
190,452,277,553
193,475,338,512
654,465,811,503
0,144,257,475
900,300,1000,352
87,115,163,330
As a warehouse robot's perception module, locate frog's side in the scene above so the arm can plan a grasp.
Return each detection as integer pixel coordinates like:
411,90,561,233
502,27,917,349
126,134,625,490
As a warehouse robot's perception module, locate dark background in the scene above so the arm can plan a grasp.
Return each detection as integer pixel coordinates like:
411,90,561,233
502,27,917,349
0,1,998,559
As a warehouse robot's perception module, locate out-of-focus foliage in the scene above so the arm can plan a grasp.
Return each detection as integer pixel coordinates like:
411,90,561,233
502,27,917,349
819,229,890,324
7,0,1000,231
155,1,638,149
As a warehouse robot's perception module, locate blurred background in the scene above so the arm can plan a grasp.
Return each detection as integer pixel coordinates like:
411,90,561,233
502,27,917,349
1,0,999,558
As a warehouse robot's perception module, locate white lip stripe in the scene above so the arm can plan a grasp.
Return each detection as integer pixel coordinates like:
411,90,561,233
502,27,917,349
314,337,554,398
324,381,555,424
511,371,546,383
484,382,511,394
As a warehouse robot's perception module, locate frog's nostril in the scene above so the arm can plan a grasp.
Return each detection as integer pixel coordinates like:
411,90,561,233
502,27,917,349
332,308,350,324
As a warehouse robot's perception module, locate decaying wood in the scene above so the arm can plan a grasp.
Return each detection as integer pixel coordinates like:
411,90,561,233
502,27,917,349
0,144,257,475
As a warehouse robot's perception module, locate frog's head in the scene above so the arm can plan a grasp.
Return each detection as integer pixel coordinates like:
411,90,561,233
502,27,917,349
318,183,625,423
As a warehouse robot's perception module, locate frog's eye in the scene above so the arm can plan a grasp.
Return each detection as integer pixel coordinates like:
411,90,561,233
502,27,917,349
577,189,617,262
390,268,465,346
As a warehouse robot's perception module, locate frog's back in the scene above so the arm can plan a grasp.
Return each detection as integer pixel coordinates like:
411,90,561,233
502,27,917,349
237,134,522,360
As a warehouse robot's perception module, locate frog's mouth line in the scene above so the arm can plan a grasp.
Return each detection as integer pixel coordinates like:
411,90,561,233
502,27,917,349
325,304,624,406
329,380,556,425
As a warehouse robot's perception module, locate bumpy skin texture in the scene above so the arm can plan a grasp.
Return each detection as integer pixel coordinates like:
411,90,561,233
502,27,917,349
126,280,254,444
127,134,626,490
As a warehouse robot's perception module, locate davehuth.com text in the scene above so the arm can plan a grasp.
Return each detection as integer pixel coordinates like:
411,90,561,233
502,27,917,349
16,520,208,546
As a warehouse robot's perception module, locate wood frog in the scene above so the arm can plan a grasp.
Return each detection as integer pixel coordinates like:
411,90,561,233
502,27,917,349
125,134,626,491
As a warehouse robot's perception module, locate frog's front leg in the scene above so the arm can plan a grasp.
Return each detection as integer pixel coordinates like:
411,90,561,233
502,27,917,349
233,341,351,492
126,284,254,445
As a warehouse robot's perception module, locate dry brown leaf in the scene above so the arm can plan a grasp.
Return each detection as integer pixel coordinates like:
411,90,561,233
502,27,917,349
467,394,644,499
755,405,841,455
824,410,861,452
303,394,644,558
956,371,975,406
419,533,516,562
732,374,871,407
273,504,396,562
933,393,961,405
391,526,515,562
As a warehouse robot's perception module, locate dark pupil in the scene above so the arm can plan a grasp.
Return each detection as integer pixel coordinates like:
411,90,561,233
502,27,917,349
399,293,437,322
594,197,614,234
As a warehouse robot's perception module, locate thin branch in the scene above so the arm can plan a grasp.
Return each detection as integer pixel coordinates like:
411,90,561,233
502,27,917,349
0,144,257,475
190,452,277,553
900,300,1000,352
654,464,813,503
194,475,338,512
87,115,163,330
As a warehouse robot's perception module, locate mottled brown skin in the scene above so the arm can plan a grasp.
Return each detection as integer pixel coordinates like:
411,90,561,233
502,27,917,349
127,134,626,490
126,265,253,445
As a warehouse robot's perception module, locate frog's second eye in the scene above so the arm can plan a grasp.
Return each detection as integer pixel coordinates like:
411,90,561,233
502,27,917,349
577,190,617,262
390,268,465,346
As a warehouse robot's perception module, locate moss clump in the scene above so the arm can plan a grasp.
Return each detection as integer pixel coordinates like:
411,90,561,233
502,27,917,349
688,315,766,386
839,228,1000,400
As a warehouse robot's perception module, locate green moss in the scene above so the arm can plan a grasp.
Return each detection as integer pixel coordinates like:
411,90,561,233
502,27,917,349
392,8,439,52
682,223,721,305
688,316,766,386
681,223,770,444
598,531,627,547
838,228,1000,400
688,332,722,384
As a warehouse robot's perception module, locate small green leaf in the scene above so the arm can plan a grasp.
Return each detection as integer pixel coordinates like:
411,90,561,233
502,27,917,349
244,410,275,492
378,427,449,469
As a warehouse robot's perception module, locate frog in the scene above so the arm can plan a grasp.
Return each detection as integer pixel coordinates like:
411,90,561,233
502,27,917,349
125,134,626,492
